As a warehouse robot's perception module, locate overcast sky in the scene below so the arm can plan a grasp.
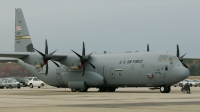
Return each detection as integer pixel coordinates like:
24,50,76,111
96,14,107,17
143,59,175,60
0,0,200,57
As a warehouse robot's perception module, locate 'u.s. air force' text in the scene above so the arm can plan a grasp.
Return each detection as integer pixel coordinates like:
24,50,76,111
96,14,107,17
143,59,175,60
119,60,143,64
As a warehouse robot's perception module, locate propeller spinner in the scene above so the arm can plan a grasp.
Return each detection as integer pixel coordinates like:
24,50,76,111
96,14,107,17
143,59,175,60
71,42,95,77
34,39,59,75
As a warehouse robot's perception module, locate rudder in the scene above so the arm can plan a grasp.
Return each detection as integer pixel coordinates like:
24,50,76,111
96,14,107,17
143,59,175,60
15,8,34,52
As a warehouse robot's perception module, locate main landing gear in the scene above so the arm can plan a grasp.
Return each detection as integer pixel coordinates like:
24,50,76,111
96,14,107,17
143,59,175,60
71,88,88,92
98,87,116,92
160,86,171,93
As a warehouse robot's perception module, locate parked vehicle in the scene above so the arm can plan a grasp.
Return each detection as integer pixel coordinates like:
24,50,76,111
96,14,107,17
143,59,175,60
179,79,198,87
27,77,44,88
17,77,30,87
193,79,200,87
0,78,22,89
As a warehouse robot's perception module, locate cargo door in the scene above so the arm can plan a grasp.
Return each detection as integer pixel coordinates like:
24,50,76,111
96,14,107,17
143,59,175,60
56,69,64,85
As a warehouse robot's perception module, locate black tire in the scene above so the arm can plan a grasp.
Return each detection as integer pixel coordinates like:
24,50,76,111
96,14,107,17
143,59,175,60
179,83,183,87
30,84,33,88
17,87,20,89
166,86,171,93
80,88,88,92
71,88,76,92
160,86,171,93
9,85,13,89
160,86,166,93
98,87,107,92
190,84,192,87
107,87,116,92
38,86,40,88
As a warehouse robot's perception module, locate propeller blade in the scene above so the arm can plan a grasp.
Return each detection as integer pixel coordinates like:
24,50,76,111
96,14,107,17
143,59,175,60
34,48,45,57
87,52,93,57
51,60,59,67
45,39,48,54
177,44,179,58
88,62,95,69
49,49,58,55
82,63,85,77
45,61,48,75
180,53,187,59
82,42,85,56
147,44,149,52
182,63,188,68
71,49,82,59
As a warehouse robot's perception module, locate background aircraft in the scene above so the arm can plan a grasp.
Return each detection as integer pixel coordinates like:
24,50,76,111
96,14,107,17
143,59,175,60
0,8,190,93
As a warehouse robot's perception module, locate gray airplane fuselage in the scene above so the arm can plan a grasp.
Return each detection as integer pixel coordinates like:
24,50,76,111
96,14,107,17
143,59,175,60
0,8,190,93
19,51,189,88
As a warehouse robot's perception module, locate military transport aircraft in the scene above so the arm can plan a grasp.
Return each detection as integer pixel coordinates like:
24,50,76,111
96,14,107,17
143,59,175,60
0,8,190,93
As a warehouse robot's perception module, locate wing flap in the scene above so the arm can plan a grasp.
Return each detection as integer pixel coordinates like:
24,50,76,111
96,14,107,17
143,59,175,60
0,58,19,63
0,52,29,59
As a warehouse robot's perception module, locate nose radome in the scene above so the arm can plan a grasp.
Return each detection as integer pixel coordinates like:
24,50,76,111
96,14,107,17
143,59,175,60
177,66,190,81
183,67,190,79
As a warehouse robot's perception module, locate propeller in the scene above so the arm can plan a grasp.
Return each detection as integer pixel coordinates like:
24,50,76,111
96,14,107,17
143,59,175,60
176,44,188,68
147,44,149,52
34,39,59,75
71,42,95,77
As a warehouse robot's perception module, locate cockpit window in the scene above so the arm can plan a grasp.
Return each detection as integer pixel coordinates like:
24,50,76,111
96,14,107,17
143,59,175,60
169,56,182,65
158,55,168,62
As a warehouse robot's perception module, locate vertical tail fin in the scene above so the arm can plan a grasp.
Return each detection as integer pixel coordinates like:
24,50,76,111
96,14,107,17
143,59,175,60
15,8,34,52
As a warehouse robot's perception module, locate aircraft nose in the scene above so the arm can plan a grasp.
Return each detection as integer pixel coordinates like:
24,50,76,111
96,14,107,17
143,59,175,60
174,66,190,82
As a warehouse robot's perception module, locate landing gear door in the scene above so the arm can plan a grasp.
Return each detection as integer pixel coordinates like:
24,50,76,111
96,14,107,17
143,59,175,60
56,69,64,85
110,68,115,79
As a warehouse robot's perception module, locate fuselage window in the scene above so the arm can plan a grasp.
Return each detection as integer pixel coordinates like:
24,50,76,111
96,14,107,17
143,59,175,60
165,65,168,71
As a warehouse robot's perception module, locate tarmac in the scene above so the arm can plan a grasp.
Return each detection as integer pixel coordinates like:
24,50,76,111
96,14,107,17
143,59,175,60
0,86,200,112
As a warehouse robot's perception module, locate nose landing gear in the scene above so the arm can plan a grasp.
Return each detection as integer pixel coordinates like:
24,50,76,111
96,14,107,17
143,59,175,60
160,86,171,93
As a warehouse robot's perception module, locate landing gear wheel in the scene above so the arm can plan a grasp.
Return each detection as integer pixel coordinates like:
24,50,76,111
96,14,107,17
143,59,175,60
107,87,116,92
160,86,166,93
38,86,41,88
80,88,88,92
165,86,171,93
71,89,76,92
98,87,107,92
160,86,171,93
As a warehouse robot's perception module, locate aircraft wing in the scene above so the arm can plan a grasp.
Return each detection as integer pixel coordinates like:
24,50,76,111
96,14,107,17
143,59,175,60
50,54,67,61
183,58,200,61
0,52,29,59
0,52,67,61
0,58,19,63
